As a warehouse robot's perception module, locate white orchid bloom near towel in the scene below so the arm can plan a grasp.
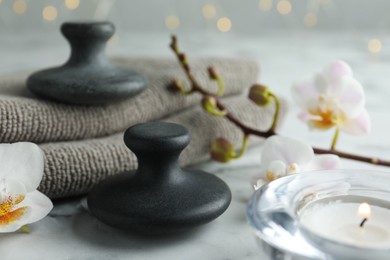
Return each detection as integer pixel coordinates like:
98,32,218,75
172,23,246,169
0,143,52,233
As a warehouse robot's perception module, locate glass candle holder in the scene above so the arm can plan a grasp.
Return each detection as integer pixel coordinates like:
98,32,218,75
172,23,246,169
247,170,390,260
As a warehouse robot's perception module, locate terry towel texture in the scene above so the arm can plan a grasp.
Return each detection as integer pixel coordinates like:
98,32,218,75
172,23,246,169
0,57,258,143
40,96,282,198
0,57,285,199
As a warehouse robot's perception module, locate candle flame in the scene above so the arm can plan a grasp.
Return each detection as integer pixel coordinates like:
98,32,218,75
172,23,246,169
358,202,371,219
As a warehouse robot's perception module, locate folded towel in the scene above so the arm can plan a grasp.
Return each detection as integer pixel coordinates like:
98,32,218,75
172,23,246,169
39,95,283,199
0,57,258,143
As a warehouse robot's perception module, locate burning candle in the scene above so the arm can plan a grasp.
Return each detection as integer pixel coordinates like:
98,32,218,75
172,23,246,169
358,202,371,227
247,170,390,259
299,196,390,249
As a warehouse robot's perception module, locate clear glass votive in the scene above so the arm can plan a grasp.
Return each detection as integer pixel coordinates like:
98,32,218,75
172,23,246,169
247,170,390,260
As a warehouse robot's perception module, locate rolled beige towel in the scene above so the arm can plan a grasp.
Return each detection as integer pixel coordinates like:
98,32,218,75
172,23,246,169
0,57,258,143
39,95,284,199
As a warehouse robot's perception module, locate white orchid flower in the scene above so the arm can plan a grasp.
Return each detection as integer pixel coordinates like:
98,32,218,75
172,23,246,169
0,143,52,233
260,136,341,181
292,60,371,136
253,178,266,191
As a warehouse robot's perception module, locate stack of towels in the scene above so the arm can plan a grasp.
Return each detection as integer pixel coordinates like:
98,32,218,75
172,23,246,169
0,57,282,199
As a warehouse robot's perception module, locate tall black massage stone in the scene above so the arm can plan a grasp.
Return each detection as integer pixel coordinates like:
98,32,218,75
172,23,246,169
27,21,148,105
87,122,232,234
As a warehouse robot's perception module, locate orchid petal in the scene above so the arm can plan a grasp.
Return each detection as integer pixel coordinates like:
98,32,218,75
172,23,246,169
261,136,314,171
292,60,369,136
298,110,322,122
4,179,26,198
338,77,365,117
17,190,53,224
340,109,371,135
253,178,267,190
314,74,328,94
322,60,353,84
0,207,31,233
0,143,44,192
266,161,286,181
267,160,287,176
0,190,53,233
291,77,320,108
305,154,342,171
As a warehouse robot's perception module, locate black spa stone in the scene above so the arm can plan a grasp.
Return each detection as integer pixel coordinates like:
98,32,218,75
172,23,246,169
87,122,231,234
27,21,148,105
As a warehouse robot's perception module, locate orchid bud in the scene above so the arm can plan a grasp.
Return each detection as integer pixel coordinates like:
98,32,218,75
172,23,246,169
208,66,218,80
201,96,227,116
169,79,185,93
211,138,235,163
202,95,217,113
248,84,272,107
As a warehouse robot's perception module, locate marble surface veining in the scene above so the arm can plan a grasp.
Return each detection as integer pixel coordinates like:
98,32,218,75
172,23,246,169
1,31,390,260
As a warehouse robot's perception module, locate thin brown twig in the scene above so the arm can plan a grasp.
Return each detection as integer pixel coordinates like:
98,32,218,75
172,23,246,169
169,35,390,167
169,36,276,137
313,147,390,167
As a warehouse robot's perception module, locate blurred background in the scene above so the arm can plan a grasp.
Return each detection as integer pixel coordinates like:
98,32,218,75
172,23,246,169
0,0,389,156
0,0,388,71
1,0,390,32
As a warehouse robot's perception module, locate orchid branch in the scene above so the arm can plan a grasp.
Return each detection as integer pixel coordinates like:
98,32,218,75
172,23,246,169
313,147,390,167
169,35,276,137
232,134,249,159
169,35,390,168
208,67,225,96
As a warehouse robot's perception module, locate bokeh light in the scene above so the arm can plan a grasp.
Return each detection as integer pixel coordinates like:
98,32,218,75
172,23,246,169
217,17,232,32
65,0,80,10
368,39,382,54
13,0,27,15
258,0,273,12
42,6,58,21
202,4,216,19
277,0,292,15
165,15,180,30
304,13,317,28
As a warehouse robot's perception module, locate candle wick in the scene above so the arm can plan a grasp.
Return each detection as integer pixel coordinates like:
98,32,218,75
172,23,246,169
359,218,368,228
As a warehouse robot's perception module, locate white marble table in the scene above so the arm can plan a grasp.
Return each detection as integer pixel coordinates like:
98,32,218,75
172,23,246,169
1,31,390,260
